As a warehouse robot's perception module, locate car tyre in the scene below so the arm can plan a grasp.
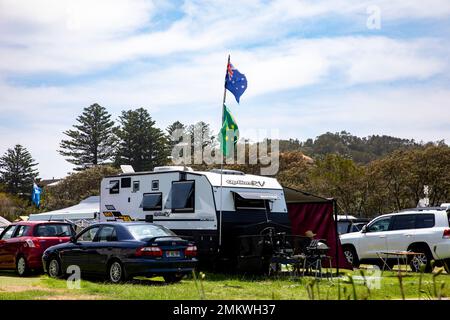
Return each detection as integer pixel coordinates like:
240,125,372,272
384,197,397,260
163,274,184,284
343,246,359,268
409,245,432,273
16,255,30,277
48,257,62,279
108,260,126,283
443,259,450,274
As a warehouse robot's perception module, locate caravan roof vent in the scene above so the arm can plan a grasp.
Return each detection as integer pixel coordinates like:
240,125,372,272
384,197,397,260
120,165,135,174
210,169,245,176
153,166,193,172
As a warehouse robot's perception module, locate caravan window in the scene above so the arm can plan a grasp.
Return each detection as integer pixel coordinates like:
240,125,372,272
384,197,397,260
132,181,140,192
109,180,120,194
169,180,195,213
233,193,268,211
141,193,163,211
121,177,131,188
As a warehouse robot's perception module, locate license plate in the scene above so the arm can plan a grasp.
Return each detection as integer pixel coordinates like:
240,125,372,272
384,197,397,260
166,250,181,258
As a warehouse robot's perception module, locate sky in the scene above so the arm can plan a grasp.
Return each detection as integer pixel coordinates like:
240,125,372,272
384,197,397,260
0,0,449,179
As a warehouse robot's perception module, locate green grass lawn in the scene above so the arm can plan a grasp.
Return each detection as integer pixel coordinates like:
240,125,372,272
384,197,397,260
0,268,449,300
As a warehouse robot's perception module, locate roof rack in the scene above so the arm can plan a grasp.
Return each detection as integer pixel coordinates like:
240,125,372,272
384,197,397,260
400,206,449,212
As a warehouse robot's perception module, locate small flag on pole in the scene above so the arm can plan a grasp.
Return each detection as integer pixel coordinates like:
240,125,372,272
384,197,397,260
220,104,239,156
31,182,41,208
225,62,247,103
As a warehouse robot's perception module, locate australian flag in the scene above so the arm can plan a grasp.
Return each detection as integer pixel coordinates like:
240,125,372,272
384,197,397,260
225,62,247,103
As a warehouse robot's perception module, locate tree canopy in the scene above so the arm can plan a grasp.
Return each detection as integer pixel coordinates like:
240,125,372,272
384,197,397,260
0,144,38,195
115,108,169,171
59,103,117,169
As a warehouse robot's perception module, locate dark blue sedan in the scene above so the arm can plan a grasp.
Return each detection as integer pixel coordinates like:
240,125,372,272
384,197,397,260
42,222,197,283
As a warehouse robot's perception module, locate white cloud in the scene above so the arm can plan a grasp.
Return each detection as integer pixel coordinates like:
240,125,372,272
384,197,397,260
1,0,449,75
1,34,445,123
0,35,446,119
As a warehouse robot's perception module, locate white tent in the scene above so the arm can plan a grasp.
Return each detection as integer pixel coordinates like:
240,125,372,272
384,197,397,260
28,196,100,221
0,216,10,227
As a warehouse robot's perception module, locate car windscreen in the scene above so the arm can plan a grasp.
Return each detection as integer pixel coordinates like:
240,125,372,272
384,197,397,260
34,224,73,237
127,224,176,241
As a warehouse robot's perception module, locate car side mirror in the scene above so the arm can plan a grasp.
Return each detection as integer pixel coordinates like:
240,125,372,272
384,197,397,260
361,225,367,233
70,236,77,243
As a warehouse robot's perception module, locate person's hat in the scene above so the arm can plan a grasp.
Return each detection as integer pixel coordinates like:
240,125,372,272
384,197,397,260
305,230,316,238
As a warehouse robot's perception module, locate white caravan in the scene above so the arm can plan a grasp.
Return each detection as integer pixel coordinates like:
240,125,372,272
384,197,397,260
99,166,291,270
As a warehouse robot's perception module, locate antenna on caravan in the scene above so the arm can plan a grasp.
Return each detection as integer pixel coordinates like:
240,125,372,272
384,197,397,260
120,165,135,174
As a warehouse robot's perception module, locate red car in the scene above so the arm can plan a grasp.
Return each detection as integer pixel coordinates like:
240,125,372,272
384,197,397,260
0,221,75,276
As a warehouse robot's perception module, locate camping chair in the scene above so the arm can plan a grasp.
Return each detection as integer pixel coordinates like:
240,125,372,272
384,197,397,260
302,239,332,279
266,232,299,276
287,236,312,275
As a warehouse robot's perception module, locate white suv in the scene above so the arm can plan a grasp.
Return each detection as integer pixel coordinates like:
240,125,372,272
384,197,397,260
340,206,450,272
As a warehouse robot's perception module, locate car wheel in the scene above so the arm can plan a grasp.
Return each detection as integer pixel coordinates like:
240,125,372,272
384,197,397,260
343,246,359,268
16,255,30,277
409,246,432,273
108,261,125,283
443,259,450,274
48,257,62,278
163,274,184,284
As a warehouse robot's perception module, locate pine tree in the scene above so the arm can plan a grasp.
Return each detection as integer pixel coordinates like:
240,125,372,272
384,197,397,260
115,108,169,171
166,121,186,138
0,144,38,195
188,121,215,155
59,103,116,169
166,121,186,152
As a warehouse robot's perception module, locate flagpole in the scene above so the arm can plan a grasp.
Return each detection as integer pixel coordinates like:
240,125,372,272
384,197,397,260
218,54,230,250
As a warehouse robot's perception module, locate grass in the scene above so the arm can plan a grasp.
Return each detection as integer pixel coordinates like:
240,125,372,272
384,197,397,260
0,267,449,300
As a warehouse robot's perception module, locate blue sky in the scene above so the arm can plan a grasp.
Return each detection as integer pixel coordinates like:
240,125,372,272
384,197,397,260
0,0,449,178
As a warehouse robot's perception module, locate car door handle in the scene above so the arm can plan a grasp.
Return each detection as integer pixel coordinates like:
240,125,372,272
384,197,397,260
405,234,413,237
379,235,386,238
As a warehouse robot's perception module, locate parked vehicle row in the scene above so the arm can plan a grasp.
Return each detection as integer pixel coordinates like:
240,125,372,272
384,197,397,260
0,221,197,283
340,206,450,273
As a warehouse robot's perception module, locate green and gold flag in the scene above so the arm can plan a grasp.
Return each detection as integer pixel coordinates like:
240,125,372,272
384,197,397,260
220,104,239,156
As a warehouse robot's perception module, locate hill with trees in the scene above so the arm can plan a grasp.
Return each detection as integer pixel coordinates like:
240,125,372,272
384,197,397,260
276,131,424,163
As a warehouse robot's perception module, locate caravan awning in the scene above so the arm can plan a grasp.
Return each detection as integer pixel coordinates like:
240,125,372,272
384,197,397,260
283,186,331,204
232,191,279,201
